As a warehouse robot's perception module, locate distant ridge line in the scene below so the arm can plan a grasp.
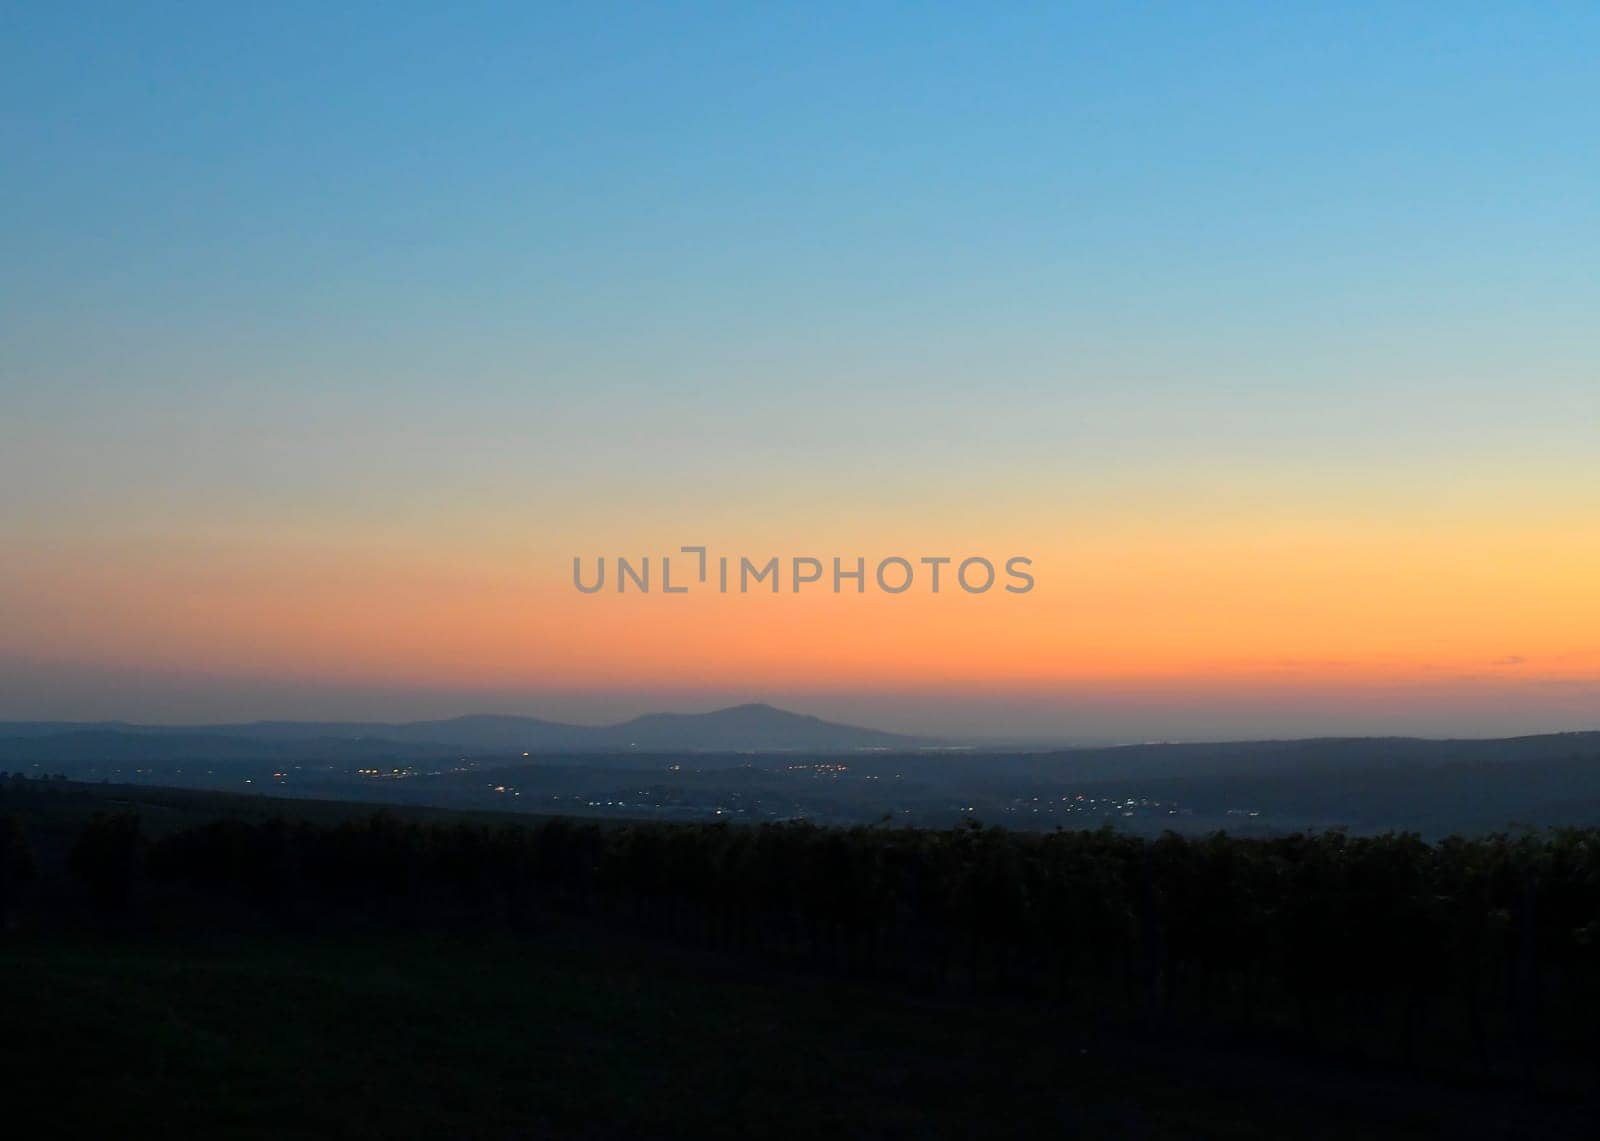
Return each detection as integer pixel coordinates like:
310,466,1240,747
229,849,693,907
0,703,933,757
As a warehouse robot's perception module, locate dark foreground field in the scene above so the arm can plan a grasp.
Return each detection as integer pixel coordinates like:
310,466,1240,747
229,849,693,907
2,777,1597,1138
3,927,1592,1140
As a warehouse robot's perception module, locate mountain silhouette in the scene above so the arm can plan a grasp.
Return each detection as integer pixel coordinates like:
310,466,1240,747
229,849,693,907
599,703,919,751
0,703,928,760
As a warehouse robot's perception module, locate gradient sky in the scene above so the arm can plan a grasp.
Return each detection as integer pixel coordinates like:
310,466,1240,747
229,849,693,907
3,3,1599,738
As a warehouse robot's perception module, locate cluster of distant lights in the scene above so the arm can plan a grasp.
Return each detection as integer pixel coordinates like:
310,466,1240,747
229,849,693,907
49,758,1266,825
952,795,1199,820
67,759,1255,826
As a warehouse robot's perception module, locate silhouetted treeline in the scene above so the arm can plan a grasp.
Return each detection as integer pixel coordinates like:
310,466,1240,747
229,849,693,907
9,790,1600,1089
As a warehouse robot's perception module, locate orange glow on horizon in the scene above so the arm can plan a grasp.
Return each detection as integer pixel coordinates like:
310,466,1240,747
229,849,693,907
8,511,1599,702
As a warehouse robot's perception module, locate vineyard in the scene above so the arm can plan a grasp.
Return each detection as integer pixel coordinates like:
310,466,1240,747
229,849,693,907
5,777,1600,1096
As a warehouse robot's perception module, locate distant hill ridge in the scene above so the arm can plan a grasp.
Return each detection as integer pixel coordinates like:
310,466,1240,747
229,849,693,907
0,703,930,759
1,708,1598,773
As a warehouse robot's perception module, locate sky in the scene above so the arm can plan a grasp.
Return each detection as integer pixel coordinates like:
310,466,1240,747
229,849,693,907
3,3,1598,739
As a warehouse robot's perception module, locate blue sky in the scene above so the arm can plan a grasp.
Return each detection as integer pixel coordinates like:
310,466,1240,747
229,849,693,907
3,3,1598,732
